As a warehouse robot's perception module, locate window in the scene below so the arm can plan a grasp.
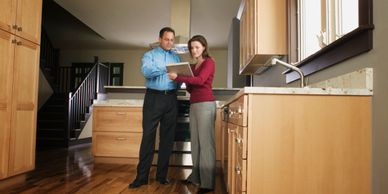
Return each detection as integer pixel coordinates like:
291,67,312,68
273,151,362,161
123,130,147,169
298,0,358,60
286,0,373,83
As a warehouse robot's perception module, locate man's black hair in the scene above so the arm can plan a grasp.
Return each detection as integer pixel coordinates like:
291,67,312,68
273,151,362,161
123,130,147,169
159,27,175,38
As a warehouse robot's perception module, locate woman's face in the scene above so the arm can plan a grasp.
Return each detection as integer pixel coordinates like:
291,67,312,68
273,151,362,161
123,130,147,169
190,41,205,59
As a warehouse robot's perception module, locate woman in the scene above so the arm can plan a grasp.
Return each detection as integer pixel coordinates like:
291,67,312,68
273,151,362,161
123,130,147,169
168,35,216,194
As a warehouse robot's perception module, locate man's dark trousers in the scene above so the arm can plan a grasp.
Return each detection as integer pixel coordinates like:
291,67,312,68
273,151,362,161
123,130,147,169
135,89,177,182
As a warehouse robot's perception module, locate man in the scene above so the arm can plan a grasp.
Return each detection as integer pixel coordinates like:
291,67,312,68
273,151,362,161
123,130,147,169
129,27,180,189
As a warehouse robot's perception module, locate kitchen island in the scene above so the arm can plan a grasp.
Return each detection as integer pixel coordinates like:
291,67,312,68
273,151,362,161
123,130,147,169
92,86,240,165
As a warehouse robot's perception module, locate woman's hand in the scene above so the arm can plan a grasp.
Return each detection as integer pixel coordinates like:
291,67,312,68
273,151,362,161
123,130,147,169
168,73,177,80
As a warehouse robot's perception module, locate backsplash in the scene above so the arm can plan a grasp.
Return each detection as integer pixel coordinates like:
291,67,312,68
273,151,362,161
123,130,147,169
308,68,373,90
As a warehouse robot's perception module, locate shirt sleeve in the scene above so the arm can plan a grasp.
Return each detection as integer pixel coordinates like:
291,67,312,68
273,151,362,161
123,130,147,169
141,51,167,78
174,59,215,85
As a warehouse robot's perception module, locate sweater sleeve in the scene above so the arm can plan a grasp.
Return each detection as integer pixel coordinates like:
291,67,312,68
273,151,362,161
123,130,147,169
174,58,215,85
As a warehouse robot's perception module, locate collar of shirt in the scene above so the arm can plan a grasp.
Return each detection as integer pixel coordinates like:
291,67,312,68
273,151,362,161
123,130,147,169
156,46,173,54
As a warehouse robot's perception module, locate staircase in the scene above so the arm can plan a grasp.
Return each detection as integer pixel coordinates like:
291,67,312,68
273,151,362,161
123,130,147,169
36,94,68,148
37,62,109,149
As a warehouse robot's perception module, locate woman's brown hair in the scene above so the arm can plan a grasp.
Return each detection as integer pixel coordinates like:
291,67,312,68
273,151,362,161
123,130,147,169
188,35,210,58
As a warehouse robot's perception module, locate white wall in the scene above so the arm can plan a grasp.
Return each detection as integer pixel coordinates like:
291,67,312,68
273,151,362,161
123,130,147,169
60,49,147,86
59,48,228,88
38,70,53,109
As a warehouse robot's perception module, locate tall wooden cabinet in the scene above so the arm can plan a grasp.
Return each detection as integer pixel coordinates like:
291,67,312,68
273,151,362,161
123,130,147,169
0,0,42,44
239,0,287,74
0,0,42,181
221,89,372,194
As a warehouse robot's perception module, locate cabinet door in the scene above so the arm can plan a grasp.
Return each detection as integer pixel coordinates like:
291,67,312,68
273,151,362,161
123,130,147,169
0,0,17,33
0,30,14,179
15,0,42,44
8,37,39,176
221,120,228,189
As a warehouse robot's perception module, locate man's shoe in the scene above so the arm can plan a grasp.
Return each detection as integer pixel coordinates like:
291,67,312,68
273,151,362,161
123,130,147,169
197,188,214,194
157,178,170,185
128,180,148,189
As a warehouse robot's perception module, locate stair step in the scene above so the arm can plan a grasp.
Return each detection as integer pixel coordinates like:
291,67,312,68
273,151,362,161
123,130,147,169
36,137,68,148
37,120,66,128
37,128,65,138
38,112,65,119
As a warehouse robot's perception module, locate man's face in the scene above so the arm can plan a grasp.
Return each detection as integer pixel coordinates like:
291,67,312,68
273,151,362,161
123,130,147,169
159,31,175,51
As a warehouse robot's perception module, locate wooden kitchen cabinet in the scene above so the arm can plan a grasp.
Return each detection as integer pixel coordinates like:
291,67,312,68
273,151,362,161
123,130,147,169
222,92,371,194
239,0,287,74
0,0,42,44
92,106,143,163
0,29,40,180
0,30,14,180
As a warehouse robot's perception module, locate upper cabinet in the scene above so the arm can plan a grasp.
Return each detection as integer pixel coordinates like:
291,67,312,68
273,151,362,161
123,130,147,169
239,0,287,74
0,0,42,44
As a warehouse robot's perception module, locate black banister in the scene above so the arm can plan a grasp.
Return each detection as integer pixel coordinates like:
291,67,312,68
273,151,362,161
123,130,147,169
67,62,109,140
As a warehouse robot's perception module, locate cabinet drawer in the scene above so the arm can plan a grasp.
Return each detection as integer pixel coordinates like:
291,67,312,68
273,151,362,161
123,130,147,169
228,95,247,126
236,125,247,159
235,152,247,193
92,132,142,158
93,107,142,132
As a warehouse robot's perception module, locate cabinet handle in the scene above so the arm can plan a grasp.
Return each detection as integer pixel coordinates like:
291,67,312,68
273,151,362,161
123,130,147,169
235,137,242,144
17,27,22,31
16,41,22,45
116,137,127,141
12,39,17,44
237,106,243,114
235,166,241,175
116,112,126,115
12,25,18,29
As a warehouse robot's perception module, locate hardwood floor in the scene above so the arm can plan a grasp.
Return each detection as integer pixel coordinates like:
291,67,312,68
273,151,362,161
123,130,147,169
0,143,226,194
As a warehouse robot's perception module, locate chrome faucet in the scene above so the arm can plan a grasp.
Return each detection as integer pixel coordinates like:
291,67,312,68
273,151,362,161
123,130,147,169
271,58,305,88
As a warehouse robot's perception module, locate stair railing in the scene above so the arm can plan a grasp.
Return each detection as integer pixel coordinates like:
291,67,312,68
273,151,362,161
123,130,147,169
67,62,109,140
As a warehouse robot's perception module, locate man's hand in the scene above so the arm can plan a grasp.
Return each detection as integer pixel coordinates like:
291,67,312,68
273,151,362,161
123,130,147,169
168,73,177,80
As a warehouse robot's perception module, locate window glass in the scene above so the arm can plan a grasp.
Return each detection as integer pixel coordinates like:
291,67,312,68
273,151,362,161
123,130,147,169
298,0,358,60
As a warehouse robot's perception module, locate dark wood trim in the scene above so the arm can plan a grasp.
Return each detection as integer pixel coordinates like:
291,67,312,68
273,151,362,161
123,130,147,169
285,0,374,83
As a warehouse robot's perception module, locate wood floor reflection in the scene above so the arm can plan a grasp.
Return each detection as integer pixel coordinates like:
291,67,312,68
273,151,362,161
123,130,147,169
1,144,226,194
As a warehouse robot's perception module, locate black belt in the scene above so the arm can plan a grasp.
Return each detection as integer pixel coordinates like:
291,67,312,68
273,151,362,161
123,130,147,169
147,88,176,95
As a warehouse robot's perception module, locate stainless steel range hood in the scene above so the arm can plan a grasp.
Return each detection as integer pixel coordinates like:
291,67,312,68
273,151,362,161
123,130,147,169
150,0,190,54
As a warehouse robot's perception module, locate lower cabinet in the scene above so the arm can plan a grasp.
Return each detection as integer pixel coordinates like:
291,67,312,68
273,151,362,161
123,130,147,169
222,93,372,194
92,106,142,161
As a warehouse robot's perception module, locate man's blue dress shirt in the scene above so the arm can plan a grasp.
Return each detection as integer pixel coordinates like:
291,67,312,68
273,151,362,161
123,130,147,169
141,46,181,91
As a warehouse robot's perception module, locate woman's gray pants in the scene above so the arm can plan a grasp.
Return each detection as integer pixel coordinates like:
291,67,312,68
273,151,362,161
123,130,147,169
187,101,216,189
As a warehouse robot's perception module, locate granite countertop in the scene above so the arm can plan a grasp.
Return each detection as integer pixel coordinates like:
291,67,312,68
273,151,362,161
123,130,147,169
94,99,225,108
222,86,373,106
93,99,144,107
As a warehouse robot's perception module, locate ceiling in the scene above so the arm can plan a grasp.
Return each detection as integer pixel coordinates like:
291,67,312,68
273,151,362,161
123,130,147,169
46,0,241,49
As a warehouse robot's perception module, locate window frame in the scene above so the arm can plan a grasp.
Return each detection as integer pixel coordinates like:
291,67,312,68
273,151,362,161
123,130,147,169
285,0,374,83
